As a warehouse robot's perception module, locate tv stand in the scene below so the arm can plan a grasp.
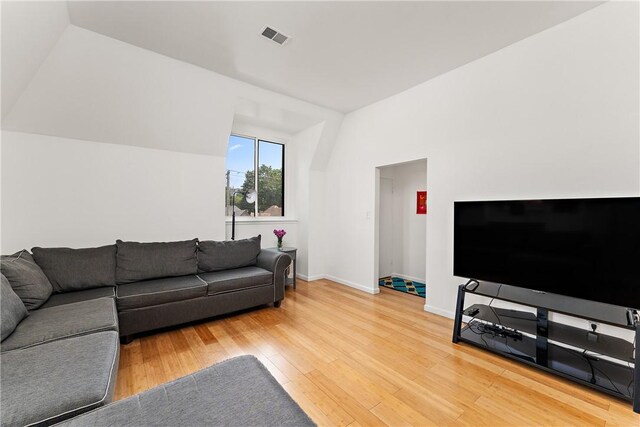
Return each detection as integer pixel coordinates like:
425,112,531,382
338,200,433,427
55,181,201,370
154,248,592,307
452,281,638,413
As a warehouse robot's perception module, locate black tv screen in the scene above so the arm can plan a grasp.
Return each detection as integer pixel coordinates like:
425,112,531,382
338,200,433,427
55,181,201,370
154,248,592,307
454,197,640,309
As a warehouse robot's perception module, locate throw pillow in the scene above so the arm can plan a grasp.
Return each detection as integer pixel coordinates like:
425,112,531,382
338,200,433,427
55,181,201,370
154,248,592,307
32,245,117,292
0,250,53,310
1,274,29,341
198,235,261,272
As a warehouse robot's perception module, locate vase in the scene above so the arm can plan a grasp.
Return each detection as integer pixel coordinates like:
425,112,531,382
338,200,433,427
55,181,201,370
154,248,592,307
277,238,283,250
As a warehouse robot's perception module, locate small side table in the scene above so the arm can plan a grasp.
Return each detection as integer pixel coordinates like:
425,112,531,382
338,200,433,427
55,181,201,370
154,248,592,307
266,247,297,289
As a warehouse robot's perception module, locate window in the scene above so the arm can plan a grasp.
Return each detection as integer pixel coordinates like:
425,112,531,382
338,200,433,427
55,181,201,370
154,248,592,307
226,134,285,217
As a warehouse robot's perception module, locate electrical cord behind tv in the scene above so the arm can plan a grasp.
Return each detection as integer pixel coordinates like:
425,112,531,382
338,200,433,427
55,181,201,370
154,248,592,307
582,350,597,385
627,335,636,396
467,320,491,349
552,343,629,396
487,284,504,323
588,356,626,396
465,283,521,355
466,317,519,356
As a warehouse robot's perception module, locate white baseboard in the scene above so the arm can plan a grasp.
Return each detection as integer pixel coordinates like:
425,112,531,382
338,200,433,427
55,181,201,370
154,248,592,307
324,275,380,295
423,304,455,319
390,272,426,284
296,273,324,282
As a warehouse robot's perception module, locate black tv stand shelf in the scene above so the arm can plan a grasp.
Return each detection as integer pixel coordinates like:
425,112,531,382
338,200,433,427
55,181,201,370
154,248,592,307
453,281,639,412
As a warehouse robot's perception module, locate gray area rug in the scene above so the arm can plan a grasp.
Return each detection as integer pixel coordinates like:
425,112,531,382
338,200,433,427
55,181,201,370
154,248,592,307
56,355,316,427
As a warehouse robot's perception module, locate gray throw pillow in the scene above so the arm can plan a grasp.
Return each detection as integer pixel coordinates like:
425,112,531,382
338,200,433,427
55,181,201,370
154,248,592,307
115,239,199,284
1,274,29,341
198,235,261,273
32,245,117,293
0,250,52,310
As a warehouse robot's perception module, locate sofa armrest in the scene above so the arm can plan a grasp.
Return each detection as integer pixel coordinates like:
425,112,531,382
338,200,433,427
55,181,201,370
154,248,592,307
256,250,291,302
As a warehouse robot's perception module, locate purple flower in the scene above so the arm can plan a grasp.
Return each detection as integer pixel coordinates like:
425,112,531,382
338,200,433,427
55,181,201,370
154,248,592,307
273,229,286,238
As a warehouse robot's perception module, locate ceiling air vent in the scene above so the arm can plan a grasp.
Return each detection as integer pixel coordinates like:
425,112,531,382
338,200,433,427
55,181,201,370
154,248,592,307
261,26,289,45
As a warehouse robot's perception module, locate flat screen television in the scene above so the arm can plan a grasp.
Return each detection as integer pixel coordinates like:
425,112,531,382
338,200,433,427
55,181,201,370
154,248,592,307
454,197,640,309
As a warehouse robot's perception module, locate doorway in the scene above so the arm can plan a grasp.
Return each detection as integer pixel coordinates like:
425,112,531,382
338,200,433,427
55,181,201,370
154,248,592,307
376,159,428,300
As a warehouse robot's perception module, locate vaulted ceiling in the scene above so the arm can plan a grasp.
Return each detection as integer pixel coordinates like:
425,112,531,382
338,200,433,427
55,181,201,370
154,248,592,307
66,1,602,113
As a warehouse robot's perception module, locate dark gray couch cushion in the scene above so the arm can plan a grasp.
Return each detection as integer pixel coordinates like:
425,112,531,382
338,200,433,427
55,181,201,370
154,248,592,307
1,298,118,352
0,250,53,310
198,267,273,296
1,331,119,427
116,275,207,311
55,355,315,427
116,239,198,284
1,274,28,341
32,245,116,292
41,286,116,309
198,235,261,272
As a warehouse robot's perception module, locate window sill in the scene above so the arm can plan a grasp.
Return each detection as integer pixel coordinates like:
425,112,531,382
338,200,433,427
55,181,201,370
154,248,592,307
225,217,298,224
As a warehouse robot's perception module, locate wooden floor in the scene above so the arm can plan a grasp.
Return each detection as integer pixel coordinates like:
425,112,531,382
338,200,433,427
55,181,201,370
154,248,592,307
116,279,639,426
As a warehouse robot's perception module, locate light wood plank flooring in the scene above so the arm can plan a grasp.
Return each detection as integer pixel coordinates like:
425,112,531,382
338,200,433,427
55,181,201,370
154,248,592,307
116,279,639,426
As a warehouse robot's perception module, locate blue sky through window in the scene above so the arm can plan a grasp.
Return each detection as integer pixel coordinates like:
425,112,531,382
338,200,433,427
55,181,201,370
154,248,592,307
226,135,254,188
226,135,283,188
259,140,284,171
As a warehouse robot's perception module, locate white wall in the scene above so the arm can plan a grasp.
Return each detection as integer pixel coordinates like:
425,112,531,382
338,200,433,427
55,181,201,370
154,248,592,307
322,2,640,317
378,174,394,278
1,131,224,252
2,24,342,157
296,122,336,280
1,10,342,260
2,1,637,309
379,161,428,283
1,1,69,118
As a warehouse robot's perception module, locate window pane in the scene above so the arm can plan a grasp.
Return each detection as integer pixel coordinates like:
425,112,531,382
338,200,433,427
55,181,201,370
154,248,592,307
226,135,255,216
257,140,284,217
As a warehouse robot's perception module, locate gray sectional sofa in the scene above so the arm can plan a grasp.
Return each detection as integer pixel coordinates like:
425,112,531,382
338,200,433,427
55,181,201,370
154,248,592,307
0,235,291,426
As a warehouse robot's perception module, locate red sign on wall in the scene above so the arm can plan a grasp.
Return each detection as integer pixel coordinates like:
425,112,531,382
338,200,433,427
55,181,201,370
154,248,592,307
417,191,427,214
